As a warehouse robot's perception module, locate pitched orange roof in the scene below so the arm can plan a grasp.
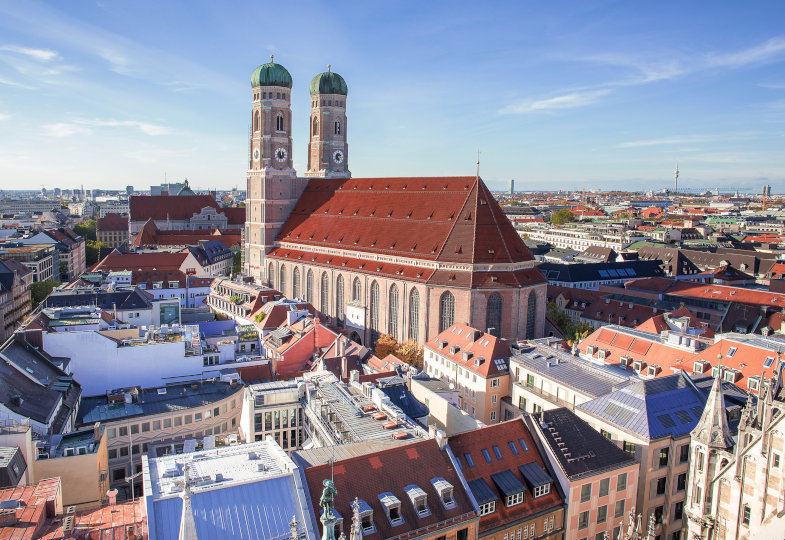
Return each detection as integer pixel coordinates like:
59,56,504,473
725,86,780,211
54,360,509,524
425,323,510,378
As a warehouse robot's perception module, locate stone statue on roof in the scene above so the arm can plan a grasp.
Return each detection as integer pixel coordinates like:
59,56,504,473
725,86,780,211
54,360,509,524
320,479,338,519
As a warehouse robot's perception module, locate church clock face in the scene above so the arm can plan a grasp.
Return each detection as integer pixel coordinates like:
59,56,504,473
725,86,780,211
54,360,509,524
332,150,344,164
252,148,260,162
275,147,287,162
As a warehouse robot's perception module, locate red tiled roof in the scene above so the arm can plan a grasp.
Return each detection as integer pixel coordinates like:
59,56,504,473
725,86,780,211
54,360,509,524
221,206,246,225
97,212,129,231
426,323,510,378
129,194,220,221
40,499,147,540
277,176,534,265
131,219,242,249
579,326,693,373
689,339,780,393
303,439,476,540
93,250,189,272
448,419,564,532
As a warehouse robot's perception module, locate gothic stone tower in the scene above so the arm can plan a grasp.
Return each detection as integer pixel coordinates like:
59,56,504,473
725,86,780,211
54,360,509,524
245,57,305,282
306,67,350,178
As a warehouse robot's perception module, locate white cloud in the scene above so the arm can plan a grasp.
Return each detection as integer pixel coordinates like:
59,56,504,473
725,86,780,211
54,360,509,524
45,122,92,137
708,37,785,68
616,136,710,148
499,89,610,115
0,45,59,62
44,118,170,137
0,113,9,121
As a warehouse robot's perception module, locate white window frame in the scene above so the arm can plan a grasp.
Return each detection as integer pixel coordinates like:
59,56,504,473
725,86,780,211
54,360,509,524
533,483,551,498
506,491,524,507
479,501,496,516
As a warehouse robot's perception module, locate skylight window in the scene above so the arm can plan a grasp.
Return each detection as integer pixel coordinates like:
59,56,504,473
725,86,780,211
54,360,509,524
492,445,503,460
727,347,737,357
508,441,519,455
464,453,475,468
518,438,529,452
764,356,774,368
481,449,492,463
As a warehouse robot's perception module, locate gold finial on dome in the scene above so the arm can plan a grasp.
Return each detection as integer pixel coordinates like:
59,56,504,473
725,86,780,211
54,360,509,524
270,54,274,63
327,64,331,72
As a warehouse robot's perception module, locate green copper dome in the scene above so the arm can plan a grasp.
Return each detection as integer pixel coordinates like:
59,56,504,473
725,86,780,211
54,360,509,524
251,57,293,89
309,68,348,96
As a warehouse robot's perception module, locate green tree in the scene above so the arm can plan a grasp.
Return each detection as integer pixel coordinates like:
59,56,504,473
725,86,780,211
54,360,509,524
550,209,575,226
85,240,109,266
30,279,59,308
74,219,97,241
546,302,594,343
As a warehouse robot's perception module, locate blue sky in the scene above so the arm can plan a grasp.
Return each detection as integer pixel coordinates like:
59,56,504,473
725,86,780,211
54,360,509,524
0,1,784,193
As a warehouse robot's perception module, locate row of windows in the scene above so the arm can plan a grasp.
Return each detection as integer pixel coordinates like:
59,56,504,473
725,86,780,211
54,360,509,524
252,111,287,132
105,402,234,438
578,499,626,530
311,117,343,136
107,421,233,460
580,473,628,503
496,518,554,540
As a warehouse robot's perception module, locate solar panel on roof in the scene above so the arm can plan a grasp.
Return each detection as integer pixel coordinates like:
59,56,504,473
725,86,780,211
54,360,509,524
627,268,637,276
691,406,705,419
675,410,693,424
598,270,610,278
616,409,635,424
608,269,620,277
658,414,677,429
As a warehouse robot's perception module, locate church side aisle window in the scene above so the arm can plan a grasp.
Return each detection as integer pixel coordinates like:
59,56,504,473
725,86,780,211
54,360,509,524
440,292,455,333
409,289,420,342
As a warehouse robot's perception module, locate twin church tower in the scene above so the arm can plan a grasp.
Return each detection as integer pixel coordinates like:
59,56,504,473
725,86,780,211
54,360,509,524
245,57,350,279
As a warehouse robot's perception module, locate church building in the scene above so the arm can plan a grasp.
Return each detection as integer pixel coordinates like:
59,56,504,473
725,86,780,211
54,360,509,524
244,57,546,346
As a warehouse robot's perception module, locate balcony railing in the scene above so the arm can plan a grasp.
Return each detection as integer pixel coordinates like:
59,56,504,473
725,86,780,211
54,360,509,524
515,381,575,410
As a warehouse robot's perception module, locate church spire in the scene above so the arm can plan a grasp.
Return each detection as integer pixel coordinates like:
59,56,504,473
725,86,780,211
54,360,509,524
694,353,734,449
349,497,363,540
179,464,198,540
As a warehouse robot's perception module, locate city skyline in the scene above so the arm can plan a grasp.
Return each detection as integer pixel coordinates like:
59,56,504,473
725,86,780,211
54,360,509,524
0,0,784,192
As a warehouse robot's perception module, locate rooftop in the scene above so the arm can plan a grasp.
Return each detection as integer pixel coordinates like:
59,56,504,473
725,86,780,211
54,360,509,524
77,380,243,425
538,408,637,480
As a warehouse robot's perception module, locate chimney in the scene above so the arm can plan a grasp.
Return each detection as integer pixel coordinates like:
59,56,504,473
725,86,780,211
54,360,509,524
338,336,345,357
350,369,360,383
341,356,348,380
435,429,448,450
107,489,118,506
428,424,437,439
93,422,102,441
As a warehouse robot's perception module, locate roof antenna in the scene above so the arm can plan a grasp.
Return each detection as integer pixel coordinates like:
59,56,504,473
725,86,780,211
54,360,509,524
476,150,481,179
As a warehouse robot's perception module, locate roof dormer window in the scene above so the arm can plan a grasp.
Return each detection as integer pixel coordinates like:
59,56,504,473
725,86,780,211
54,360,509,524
405,485,430,517
431,477,456,509
379,493,403,526
357,499,376,533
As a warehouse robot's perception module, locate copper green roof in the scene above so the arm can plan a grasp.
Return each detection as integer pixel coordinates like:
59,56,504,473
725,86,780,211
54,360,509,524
309,70,347,96
251,58,293,89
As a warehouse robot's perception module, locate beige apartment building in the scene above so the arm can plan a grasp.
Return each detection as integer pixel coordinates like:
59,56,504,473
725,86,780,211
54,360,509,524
424,323,511,424
0,422,108,509
576,373,747,540
76,380,244,497
0,258,32,342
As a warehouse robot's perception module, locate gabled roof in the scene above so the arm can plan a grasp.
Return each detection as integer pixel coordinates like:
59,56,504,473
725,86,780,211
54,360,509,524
538,260,665,284
276,176,535,265
303,439,475,540
129,194,221,221
447,419,563,531
93,250,190,272
426,324,511,378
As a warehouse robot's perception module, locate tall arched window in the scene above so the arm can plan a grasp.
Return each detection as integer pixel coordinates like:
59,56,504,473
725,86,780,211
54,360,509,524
276,113,284,131
370,281,380,340
486,294,503,338
439,291,455,333
267,263,275,287
336,275,345,326
306,270,314,302
526,293,537,339
279,265,287,297
352,278,362,302
254,111,260,132
408,289,420,342
334,121,341,135
312,117,319,136
320,272,329,314
292,268,301,299
388,284,399,338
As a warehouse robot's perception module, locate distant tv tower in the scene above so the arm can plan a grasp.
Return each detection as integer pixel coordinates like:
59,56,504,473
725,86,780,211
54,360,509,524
674,160,679,197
